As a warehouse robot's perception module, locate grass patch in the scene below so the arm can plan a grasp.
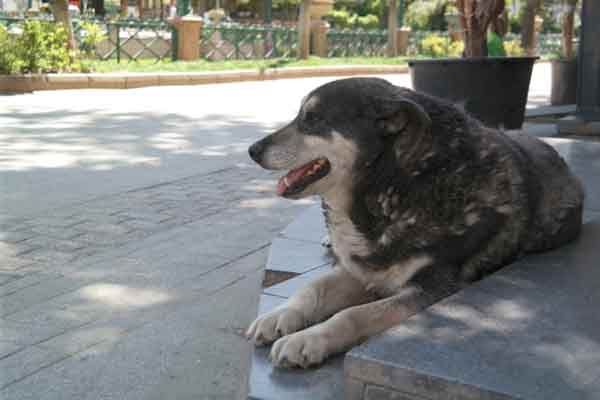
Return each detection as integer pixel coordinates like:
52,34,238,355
88,56,410,73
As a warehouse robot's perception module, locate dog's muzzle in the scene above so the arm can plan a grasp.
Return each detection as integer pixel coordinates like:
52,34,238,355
248,141,265,164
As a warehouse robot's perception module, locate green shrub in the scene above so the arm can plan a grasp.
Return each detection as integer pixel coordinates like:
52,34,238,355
327,9,352,29
327,9,379,30
356,14,379,30
0,20,90,74
503,39,525,56
79,21,106,57
405,0,450,30
487,31,506,57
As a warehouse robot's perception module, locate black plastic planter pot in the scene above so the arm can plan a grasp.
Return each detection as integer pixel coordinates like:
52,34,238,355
408,57,538,130
550,59,577,106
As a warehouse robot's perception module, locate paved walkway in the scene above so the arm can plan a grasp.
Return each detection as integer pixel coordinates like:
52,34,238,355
0,65,552,399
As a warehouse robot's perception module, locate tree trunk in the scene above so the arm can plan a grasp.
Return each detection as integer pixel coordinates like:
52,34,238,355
521,0,541,56
121,0,128,17
561,0,577,59
457,0,504,57
138,0,144,18
49,0,76,49
90,0,105,16
297,0,311,59
387,0,398,57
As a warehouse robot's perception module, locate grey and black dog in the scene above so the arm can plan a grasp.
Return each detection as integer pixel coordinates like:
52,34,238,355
246,77,584,369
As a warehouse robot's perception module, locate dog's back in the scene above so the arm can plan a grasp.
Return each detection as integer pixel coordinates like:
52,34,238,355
507,131,584,253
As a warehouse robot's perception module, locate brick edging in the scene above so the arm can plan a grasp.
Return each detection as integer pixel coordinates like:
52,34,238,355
0,65,409,93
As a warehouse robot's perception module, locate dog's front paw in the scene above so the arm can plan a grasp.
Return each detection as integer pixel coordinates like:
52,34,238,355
246,308,305,346
270,328,329,369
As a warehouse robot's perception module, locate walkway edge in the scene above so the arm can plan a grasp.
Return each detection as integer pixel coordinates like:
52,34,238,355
0,65,409,93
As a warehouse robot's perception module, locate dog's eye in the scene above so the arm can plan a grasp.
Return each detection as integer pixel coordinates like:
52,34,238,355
304,111,321,123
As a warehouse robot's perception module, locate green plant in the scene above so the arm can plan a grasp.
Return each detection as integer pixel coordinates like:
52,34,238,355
356,14,379,30
487,31,507,56
0,20,88,74
503,39,524,56
405,0,451,30
79,21,106,57
326,9,379,30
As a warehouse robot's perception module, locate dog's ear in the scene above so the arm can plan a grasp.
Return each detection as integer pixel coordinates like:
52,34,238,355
373,98,431,138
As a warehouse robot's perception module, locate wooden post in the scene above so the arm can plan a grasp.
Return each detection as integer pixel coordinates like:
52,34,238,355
297,0,311,60
170,16,203,60
387,0,397,57
311,20,329,57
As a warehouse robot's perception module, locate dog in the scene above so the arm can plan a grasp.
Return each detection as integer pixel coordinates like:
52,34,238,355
246,77,584,369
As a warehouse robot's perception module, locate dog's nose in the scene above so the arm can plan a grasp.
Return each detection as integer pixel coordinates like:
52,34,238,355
248,141,264,163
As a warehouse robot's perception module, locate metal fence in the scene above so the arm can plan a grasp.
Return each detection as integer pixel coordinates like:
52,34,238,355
326,29,388,57
0,16,173,62
0,16,575,61
199,24,298,60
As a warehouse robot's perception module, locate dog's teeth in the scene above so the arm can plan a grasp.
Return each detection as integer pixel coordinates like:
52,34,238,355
387,187,393,195
284,177,290,187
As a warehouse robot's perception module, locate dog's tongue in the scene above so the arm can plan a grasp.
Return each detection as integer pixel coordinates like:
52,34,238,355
277,162,316,196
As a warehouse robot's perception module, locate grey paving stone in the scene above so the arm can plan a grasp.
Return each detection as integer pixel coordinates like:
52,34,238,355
280,204,327,244
266,237,333,274
247,295,345,400
0,345,69,389
0,230,36,244
0,272,62,297
20,248,80,265
364,385,425,400
0,341,23,359
263,265,333,298
346,221,600,400
0,277,82,318
29,225,84,240
0,256,35,272
345,378,366,400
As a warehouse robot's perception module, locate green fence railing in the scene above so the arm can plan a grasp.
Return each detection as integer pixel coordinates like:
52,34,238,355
327,28,388,57
200,24,298,60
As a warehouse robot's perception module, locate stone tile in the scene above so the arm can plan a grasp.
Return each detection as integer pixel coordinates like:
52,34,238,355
0,230,36,244
266,237,333,274
29,225,84,240
0,277,81,318
0,256,35,272
345,377,367,400
263,265,333,298
20,248,80,265
248,294,346,400
0,272,62,297
280,204,328,244
0,341,23,359
0,345,69,389
346,221,600,400
364,385,425,400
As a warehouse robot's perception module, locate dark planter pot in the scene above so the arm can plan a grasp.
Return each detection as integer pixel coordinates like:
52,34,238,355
408,57,538,130
550,59,577,106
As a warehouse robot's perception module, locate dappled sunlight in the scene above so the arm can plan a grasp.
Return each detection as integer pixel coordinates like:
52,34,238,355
80,283,171,309
0,108,274,172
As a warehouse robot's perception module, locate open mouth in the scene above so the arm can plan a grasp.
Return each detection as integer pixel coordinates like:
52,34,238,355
277,158,331,197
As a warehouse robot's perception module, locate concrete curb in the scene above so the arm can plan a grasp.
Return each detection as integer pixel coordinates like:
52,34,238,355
0,65,409,93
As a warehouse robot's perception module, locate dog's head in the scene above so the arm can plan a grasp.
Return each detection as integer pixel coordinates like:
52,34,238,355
248,78,431,200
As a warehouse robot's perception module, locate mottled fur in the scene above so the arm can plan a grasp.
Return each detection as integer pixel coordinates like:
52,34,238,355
246,78,584,369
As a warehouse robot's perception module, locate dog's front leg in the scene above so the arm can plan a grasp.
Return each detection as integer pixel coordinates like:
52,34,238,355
246,267,375,346
269,286,439,368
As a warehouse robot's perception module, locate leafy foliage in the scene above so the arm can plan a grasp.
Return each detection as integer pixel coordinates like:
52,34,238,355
487,31,507,56
420,34,463,58
0,20,89,74
326,9,380,30
405,0,451,30
79,21,106,57
503,39,525,56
